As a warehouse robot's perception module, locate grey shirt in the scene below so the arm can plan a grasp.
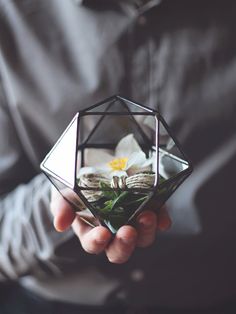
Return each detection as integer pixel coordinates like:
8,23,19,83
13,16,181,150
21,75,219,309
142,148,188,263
0,0,235,309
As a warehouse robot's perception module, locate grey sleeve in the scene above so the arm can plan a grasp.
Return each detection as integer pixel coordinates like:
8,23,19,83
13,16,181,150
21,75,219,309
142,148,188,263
0,84,75,282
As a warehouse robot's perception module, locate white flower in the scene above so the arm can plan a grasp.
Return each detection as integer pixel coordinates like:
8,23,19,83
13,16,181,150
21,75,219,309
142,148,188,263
77,134,153,179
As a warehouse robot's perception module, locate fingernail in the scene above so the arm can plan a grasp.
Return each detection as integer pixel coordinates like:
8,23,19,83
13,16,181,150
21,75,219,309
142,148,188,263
95,238,108,245
158,217,171,231
53,218,63,232
139,217,154,228
120,236,136,245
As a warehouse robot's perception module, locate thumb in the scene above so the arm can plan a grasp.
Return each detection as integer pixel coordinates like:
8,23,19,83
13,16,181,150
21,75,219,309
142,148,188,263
50,192,76,232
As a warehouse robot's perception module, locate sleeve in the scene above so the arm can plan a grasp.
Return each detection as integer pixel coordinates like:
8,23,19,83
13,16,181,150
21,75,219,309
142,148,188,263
0,80,75,282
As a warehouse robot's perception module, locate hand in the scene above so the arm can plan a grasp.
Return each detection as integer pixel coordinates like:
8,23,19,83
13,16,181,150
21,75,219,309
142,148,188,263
50,190,171,264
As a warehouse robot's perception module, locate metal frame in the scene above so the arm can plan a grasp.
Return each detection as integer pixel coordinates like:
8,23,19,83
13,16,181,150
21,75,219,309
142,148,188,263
40,95,193,231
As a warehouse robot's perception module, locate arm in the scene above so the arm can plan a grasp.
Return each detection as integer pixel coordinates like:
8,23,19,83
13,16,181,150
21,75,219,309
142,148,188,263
0,83,74,281
0,84,171,270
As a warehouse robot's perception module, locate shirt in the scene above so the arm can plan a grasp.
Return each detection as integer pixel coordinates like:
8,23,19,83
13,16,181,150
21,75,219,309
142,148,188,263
0,0,236,309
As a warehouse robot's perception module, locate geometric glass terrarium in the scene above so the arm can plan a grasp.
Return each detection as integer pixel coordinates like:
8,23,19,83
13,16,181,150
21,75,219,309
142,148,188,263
40,96,193,233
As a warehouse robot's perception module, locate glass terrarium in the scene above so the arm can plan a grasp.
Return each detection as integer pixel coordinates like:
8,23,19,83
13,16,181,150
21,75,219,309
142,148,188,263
40,96,193,233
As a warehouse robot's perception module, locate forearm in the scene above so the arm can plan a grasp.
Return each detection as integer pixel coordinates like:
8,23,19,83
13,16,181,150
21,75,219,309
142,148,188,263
0,174,74,281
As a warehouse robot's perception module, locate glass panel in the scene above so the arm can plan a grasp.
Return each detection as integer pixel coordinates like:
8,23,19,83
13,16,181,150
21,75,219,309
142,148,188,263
42,116,78,187
76,112,158,233
78,114,153,150
86,96,153,114
49,176,86,211
158,118,189,181
49,175,98,228
139,115,192,211
154,172,190,209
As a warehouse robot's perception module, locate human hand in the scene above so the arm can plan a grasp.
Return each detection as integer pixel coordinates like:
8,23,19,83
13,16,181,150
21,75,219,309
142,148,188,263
50,190,171,264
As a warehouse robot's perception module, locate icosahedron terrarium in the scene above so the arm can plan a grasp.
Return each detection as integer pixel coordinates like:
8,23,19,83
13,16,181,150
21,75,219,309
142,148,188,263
40,96,193,233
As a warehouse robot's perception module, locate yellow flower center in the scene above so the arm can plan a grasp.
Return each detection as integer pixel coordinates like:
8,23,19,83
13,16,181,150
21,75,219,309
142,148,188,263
108,157,128,171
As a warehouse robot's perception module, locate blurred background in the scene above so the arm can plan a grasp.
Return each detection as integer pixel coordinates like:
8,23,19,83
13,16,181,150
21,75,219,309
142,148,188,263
0,0,235,313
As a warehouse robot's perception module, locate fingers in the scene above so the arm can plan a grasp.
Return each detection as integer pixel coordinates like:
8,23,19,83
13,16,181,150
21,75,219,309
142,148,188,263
50,193,76,232
50,190,113,254
73,218,138,262
105,225,138,264
135,208,171,247
136,210,158,247
50,188,172,264
156,206,172,231
72,216,112,255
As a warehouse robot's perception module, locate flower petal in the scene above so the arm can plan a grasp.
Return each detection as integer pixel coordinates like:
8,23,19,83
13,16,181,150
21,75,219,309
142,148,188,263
115,134,142,157
109,170,127,178
77,166,97,177
141,155,154,168
85,148,113,166
125,151,147,170
77,164,111,177
126,152,154,176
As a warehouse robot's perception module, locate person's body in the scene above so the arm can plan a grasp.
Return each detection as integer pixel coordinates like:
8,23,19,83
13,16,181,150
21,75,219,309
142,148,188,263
0,0,236,313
